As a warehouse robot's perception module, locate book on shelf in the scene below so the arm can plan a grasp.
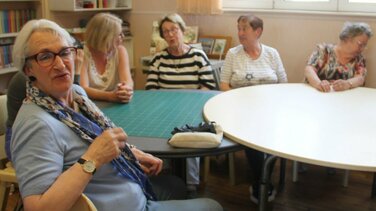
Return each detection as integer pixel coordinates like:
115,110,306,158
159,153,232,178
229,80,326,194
0,44,14,69
0,9,36,33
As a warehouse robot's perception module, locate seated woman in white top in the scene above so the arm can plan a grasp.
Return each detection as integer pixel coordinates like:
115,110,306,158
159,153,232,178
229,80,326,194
220,15,287,90
80,13,133,103
219,14,287,204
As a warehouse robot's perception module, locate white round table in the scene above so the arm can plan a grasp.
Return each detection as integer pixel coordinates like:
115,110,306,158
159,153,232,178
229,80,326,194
203,83,376,210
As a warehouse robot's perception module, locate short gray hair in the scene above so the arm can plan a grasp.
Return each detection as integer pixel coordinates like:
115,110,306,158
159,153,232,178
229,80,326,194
12,19,74,72
159,13,186,38
339,22,373,41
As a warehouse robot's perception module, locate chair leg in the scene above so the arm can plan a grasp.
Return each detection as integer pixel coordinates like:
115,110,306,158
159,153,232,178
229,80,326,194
292,161,299,182
0,181,10,211
203,153,236,186
342,170,349,187
228,152,235,186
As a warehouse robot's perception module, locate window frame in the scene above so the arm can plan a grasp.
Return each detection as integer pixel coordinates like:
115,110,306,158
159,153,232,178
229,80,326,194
222,0,376,13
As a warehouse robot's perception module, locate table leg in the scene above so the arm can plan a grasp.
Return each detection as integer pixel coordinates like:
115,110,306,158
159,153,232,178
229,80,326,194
171,158,186,182
278,158,286,192
372,173,376,198
258,155,278,211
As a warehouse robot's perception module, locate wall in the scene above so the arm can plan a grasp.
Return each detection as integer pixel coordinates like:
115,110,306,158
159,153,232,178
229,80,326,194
129,0,376,90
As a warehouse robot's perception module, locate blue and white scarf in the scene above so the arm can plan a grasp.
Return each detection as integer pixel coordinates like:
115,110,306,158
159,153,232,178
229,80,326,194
26,81,156,200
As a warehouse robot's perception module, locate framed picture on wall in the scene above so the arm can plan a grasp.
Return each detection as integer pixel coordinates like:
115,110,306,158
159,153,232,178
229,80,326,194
198,35,232,59
184,26,199,44
198,37,215,55
212,39,227,56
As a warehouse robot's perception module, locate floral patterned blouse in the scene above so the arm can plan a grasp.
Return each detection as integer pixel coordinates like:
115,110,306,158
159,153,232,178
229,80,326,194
307,43,366,81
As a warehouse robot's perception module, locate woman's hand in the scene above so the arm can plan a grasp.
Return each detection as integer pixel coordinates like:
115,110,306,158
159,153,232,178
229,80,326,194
82,127,127,168
332,79,351,91
131,148,163,176
317,80,331,92
115,83,133,103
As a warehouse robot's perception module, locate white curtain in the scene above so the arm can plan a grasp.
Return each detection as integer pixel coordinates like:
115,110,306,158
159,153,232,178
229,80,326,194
177,0,223,15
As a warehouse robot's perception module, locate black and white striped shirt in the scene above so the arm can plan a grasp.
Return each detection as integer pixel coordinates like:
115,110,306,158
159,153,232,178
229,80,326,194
145,47,216,90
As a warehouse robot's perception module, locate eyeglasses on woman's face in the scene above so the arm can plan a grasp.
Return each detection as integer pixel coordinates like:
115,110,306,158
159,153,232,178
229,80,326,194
356,40,367,50
25,47,77,67
162,26,180,37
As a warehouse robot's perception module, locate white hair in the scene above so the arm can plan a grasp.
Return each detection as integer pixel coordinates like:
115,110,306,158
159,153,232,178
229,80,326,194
12,19,74,71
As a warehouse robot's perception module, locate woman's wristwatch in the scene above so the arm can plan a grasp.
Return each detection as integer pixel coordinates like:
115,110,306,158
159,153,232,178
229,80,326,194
77,158,96,175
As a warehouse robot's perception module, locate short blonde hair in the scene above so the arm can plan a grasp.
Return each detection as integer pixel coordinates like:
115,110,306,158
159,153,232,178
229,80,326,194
159,13,186,38
85,13,122,53
12,19,73,71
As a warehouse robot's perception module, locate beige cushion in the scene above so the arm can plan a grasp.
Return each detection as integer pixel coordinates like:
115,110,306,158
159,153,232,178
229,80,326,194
168,123,223,148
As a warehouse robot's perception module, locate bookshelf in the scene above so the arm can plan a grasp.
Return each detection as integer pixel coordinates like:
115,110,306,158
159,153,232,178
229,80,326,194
0,0,44,94
48,0,132,11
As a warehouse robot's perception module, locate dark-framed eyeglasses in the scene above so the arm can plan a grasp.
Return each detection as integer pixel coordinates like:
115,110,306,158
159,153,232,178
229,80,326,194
162,27,180,36
25,47,77,67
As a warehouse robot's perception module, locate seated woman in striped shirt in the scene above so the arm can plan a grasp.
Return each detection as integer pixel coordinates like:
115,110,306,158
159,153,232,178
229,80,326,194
145,13,216,90
145,13,216,193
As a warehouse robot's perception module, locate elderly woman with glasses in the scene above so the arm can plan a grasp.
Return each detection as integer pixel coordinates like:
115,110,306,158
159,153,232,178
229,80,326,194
11,19,223,211
305,22,373,92
80,13,134,103
145,13,216,192
145,13,216,90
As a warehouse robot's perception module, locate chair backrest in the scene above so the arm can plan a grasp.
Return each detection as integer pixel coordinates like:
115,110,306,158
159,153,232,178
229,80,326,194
70,194,97,211
0,95,8,161
0,95,7,136
211,60,224,90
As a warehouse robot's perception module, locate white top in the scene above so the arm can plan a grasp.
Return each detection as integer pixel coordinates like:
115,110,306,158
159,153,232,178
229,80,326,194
204,83,376,172
84,46,119,91
220,44,287,88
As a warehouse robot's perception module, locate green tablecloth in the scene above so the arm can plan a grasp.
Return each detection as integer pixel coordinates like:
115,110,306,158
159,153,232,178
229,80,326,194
102,90,216,139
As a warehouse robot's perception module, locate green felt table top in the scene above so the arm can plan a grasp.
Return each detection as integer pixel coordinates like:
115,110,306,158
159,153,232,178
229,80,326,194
101,90,217,139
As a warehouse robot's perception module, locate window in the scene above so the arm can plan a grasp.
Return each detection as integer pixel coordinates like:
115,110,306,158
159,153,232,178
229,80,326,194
222,0,273,9
222,0,376,13
339,0,376,12
274,0,337,11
